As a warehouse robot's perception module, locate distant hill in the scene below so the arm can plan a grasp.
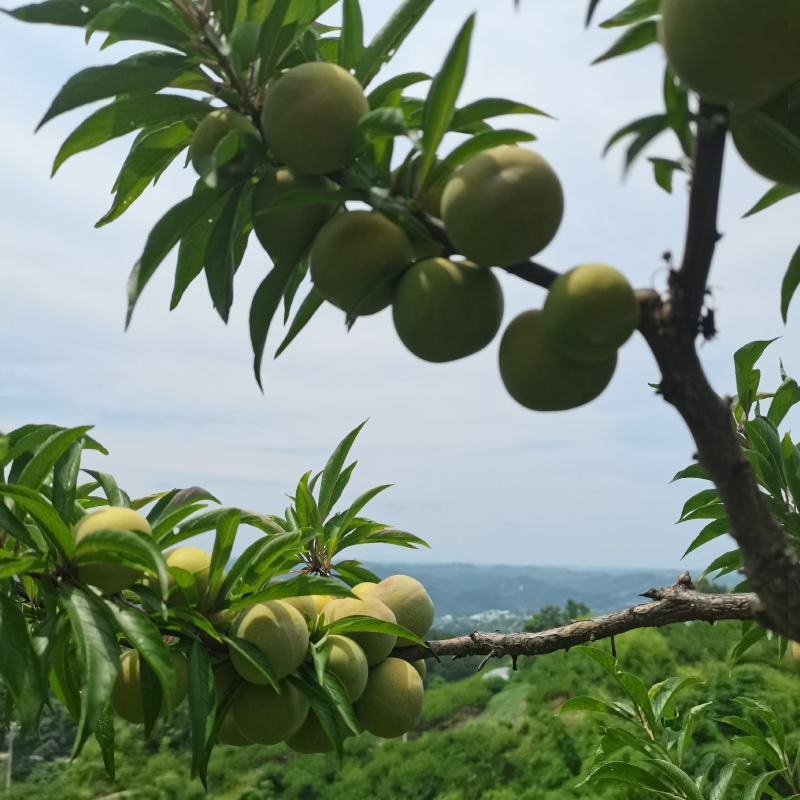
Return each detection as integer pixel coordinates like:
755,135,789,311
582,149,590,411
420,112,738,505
363,562,699,632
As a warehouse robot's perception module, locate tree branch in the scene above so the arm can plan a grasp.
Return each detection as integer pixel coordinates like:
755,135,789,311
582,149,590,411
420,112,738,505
395,574,759,663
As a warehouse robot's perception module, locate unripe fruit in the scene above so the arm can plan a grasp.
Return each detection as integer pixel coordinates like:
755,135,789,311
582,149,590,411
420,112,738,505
165,546,211,606
442,145,564,267
232,680,309,744
282,595,319,622
413,660,426,680
731,89,800,185
251,168,337,267
229,600,309,683
311,595,333,615
352,582,378,600
392,257,504,363
542,263,639,363
323,597,397,666
214,663,251,747
373,575,434,647
310,212,414,316
499,310,617,412
111,649,188,724
354,658,424,738
261,62,369,175
73,507,152,595
229,21,260,66
286,710,349,754
325,635,369,701
188,109,259,175
391,158,450,218
659,0,800,110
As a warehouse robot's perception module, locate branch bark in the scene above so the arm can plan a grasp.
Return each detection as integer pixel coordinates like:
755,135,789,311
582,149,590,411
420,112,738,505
493,104,800,642
396,574,759,663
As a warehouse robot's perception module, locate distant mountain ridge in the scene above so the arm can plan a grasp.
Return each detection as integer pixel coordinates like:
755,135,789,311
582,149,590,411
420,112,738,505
362,562,696,624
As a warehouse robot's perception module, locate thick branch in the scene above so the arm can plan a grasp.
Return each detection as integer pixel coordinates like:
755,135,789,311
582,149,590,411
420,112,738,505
395,575,759,663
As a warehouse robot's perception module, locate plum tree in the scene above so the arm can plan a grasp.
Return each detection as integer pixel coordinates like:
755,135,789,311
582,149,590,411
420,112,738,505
111,649,188,725
730,89,800,185
542,264,639,363
324,635,369,701
251,169,337,267
164,546,211,606
659,0,800,110
310,212,414,316
72,507,152,595
371,575,434,647
354,658,424,738
499,310,617,411
187,109,258,175
322,596,398,666
232,680,309,745
392,258,504,363
260,62,369,175
441,145,564,267
229,600,309,682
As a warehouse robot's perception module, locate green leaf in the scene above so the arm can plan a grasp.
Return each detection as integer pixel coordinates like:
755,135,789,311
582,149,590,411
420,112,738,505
417,14,474,187
206,509,240,608
126,185,229,325
580,762,671,792
289,669,345,760
649,760,704,800
52,94,209,175
670,463,709,482
60,585,120,757
559,695,632,721
333,560,380,586
356,0,435,87
188,641,215,785
450,98,548,131
650,157,685,193
742,771,782,800
780,244,800,323
52,440,84,523
427,128,536,188
0,593,46,727
38,51,192,128
104,602,176,711
768,377,800,426
734,339,777,417
228,575,353,610
682,518,730,558
94,705,115,780
17,425,93,491
710,761,740,800
0,484,74,558
87,0,190,47
275,286,324,357
0,502,45,552
0,554,48,580
83,469,129,507
97,121,195,228
604,113,668,170
339,0,363,70
224,636,280,691
323,614,424,645
592,19,658,64
743,184,800,218
678,488,720,523
318,421,367,520
599,0,659,27
256,0,292,81
367,71,431,109
250,260,301,389
333,484,391,537
75,528,169,598
4,0,107,26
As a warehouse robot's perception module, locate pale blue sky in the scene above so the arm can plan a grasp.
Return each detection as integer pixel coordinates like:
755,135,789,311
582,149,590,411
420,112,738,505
1,1,799,571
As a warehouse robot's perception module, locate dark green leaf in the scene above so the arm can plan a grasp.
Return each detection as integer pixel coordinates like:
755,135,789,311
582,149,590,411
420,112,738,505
53,440,83,523
339,0,363,70
94,705,115,780
256,0,293,81
318,422,367,520
83,469,130,507
275,286,324,357
18,425,92,491
87,1,190,48
323,614,424,645
781,244,800,323
367,71,430,109
450,97,548,131
0,484,73,558
599,0,659,27
224,636,280,691
682,518,730,557
592,20,658,64
670,463,709,482
206,509,240,608
4,0,107,26
734,339,776,416
743,184,800,217
228,574,353,610
188,641,214,784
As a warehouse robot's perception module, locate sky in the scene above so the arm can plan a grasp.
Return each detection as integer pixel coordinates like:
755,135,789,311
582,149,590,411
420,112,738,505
1,0,799,573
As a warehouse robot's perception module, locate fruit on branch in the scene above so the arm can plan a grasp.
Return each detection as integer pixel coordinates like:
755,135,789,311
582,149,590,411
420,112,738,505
499,310,617,411
391,157,450,219
352,582,378,599
261,62,369,175
659,0,800,110
542,263,639,363
324,634,369,701
310,211,414,316
286,710,349,754
730,88,800,185
413,660,426,680
370,574,434,647
251,168,338,267
283,595,321,622
111,649,188,725
229,600,310,683
354,658,424,738
311,594,333,615
232,680,309,744
164,546,211,606
72,506,153,595
229,21,261,66
214,663,251,747
441,145,564,267
392,257,504,363
322,596,398,666
188,109,259,176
